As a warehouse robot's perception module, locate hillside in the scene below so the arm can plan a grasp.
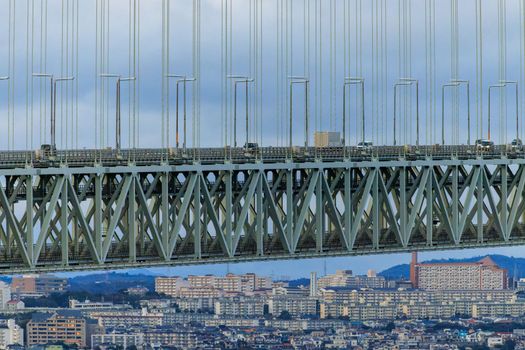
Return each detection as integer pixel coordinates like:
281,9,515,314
379,254,525,280
68,272,156,294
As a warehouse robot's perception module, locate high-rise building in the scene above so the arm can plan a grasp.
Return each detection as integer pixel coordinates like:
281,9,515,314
310,272,318,297
410,252,508,290
0,282,11,310
0,319,23,348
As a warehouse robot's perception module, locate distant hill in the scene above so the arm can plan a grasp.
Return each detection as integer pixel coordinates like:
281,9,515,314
379,254,525,280
68,272,156,294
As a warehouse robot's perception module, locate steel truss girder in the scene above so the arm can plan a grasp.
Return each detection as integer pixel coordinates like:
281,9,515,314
0,159,524,273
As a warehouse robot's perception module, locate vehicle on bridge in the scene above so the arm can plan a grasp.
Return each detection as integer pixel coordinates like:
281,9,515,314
511,138,523,151
357,141,374,149
475,139,494,152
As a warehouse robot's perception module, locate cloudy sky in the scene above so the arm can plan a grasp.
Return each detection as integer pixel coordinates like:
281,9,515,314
1,0,525,277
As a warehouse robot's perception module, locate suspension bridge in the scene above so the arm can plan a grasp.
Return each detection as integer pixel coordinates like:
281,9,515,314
0,0,524,273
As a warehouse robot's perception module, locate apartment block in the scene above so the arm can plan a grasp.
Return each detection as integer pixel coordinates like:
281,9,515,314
12,274,68,296
26,310,100,348
317,269,387,289
410,253,507,290
214,296,266,317
154,277,188,297
269,295,318,317
88,309,163,328
92,332,144,350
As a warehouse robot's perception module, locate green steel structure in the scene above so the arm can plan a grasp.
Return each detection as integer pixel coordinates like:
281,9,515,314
0,147,523,273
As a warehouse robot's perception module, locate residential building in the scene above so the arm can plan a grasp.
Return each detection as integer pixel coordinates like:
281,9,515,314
88,309,163,328
472,301,525,318
188,273,272,293
214,296,266,317
11,274,67,296
0,283,10,310
175,297,215,311
310,272,318,297
410,253,508,290
272,286,310,296
317,269,387,289
154,277,188,297
142,328,202,348
177,286,224,299
269,295,318,317
517,278,525,291
91,331,144,349
5,301,23,312
69,299,119,310
26,310,101,348
0,320,23,349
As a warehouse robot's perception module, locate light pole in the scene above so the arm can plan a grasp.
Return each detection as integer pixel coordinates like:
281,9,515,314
488,81,518,143
441,80,470,145
342,77,365,146
167,75,196,151
227,76,254,149
288,76,309,152
394,78,419,146
100,74,136,153
33,74,75,151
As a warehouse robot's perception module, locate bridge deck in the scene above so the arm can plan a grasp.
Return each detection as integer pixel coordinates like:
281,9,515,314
0,144,518,169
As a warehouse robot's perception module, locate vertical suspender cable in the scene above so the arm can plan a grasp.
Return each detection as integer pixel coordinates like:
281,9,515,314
314,0,318,140
101,0,105,149
329,0,333,131
40,0,44,145
192,0,196,156
31,0,35,153
198,0,202,153
8,0,15,150
167,0,170,153
60,0,64,150
161,0,165,151
221,0,225,148
371,0,375,145
334,0,337,134
95,0,99,150
275,0,280,146
228,0,234,145
128,0,132,151
383,0,388,146
106,0,110,147
66,0,70,152
75,0,79,149
521,0,525,139
136,0,140,150
319,0,323,135
26,0,30,153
